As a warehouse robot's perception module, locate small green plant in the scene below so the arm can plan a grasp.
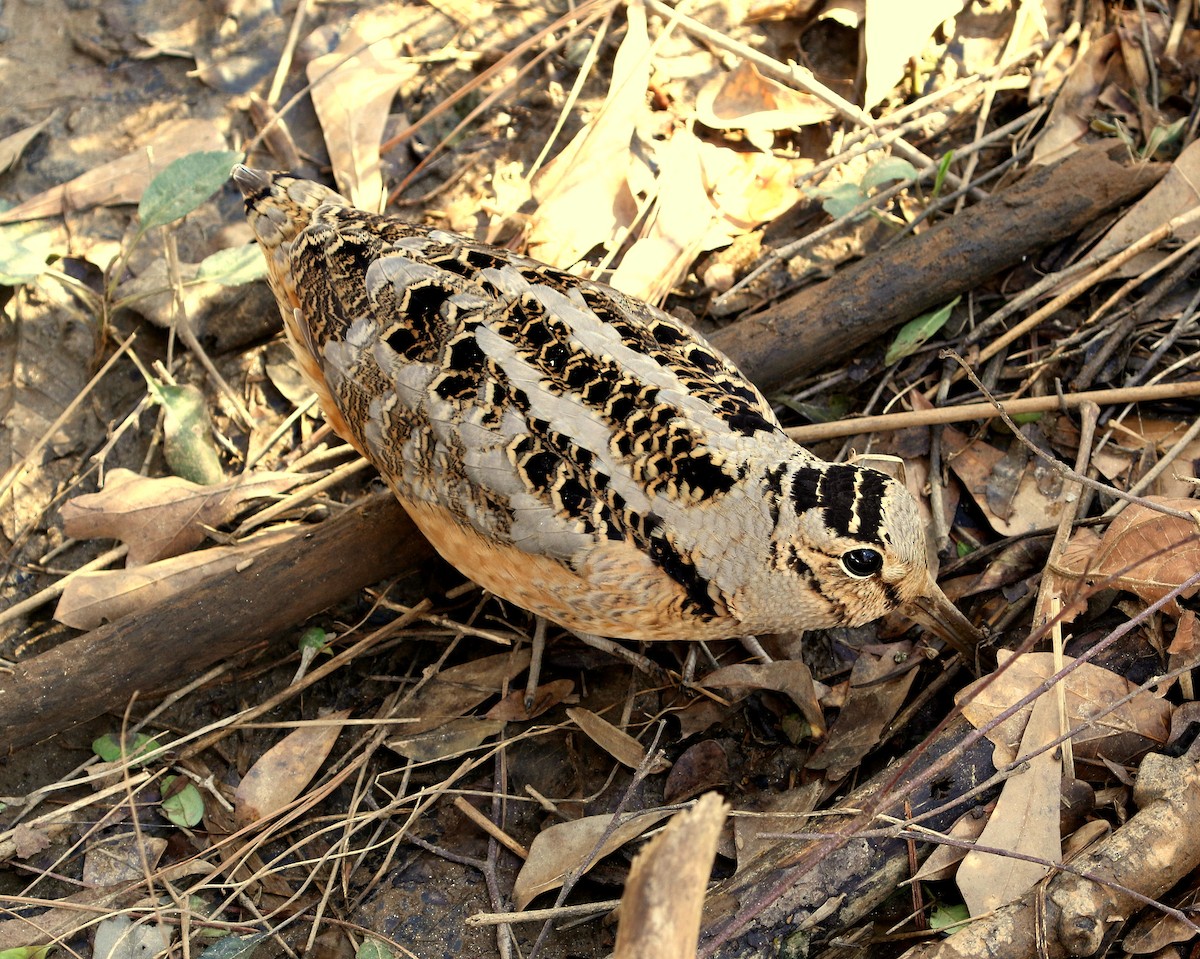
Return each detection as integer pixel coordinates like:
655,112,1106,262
810,156,920,221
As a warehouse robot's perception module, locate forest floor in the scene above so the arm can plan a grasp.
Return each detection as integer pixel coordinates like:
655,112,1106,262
2,1,1200,958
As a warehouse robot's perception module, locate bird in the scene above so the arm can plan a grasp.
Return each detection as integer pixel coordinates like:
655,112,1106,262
232,165,982,670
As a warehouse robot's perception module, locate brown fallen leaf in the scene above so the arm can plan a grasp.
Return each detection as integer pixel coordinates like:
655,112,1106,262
387,717,506,763
385,650,532,740
732,779,823,872
567,706,669,773
513,808,673,910
526,0,649,267
306,9,419,212
0,117,226,223
942,425,1069,536
956,651,1171,769
61,467,307,565
957,692,1062,916
54,528,296,630
1088,134,1200,273
486,678,575,721
613,793,729,959
663,740,729,805
0,111,55,173
234,709,351,827
1067,496,1200,616
609,138,807,302
698,660,826,737
0,882,145,951
694,60,835,142
807,641,918,779
911,804,991,883
1031,33,1120,166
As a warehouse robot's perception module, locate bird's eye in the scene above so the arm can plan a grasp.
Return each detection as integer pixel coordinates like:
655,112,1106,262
841,548,883,578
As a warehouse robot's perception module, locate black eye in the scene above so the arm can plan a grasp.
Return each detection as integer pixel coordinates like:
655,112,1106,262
841,548,883,578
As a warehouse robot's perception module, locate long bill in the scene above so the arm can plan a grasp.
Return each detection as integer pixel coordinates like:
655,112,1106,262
903,578,985,660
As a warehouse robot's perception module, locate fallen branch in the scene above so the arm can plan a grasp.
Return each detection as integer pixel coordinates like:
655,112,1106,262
711,143,1166,391
0,494,434,753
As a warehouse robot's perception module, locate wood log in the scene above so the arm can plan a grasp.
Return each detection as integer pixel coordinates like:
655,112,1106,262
711,143,1167,391
698,716,998,956
0,494,433,753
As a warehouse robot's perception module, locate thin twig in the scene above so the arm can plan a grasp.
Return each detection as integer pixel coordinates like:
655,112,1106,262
785,378,1200,443
940,350,1198,523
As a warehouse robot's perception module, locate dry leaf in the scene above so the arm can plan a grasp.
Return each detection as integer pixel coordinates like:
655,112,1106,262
956,652,1171,768
1088,134,1200,271
674,698,735,739
0,118,226,223
911,805,990,882
609,139,807,301
733,780,822,871
307,10,419,211
1078,497,1200,616
663,740,729,805
0,112,55,173
957,692,1062,916
807,642,918,779
942,425,1069,536
84,834,166,886
527,0,650,266
513,809,673,909
862,0,968,109
613,793,729,959
388,717,506,762
694,61,835,136
0,884,144,951
1169,609,1197,659
699,660,826,737
609,134,710,302
54,529,295,630
61,468,306,565
487,678,575,720
234,709,351,827
385,650,532,740
1032,33,1120,165
1106,417,1200,499
567,706,668,772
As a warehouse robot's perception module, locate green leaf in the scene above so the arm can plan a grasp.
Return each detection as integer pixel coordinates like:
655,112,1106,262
299,627,331,654
932,150,955,199
138,150,242,231
357,943,399,959
861,157,918,192
1010,411,1044,425
884,296,961,365
775,393,850,424
92,732,160,763
160,774,205,828
156,383,223,485
929,901,970,930
196,933,269,959
0,205,58,285
1142,117,1187,159
196,243,267,286
0,945,55,959
812,182,867,220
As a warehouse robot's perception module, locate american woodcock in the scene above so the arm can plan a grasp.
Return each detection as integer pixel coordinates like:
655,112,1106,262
233,166,982,658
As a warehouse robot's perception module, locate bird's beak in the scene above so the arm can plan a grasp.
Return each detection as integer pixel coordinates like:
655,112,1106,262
904,577,984,659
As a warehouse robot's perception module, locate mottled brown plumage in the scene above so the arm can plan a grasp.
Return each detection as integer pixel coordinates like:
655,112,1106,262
233,165,980,654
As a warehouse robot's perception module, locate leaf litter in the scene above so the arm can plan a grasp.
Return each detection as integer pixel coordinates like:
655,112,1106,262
2,1,1200,957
